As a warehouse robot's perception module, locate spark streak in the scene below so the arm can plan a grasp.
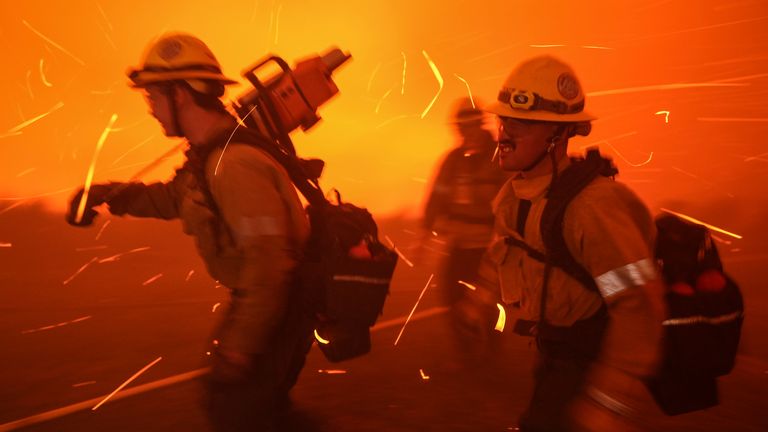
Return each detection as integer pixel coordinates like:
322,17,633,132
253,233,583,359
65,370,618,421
367,62,382,92
453,74,475,108
384,235,414,267
5,101,64,134
21,316,92,334
318,369,346,374
274,3,283,44
375,114,417,129
111,136,154,165
215,106,258,175
605,142,654,167
25,70,34,99
529,44,565,48
212,302,221,312
587,82,746,98
16,167,37,177
95,220,111,240
655,110,670,123
92,357,163,410
63,257,99,285
142,273,163,286
400,52,407,95
72,381,97,388
98,246,151,263
660,208,743,239
75,114,118,224
314,329,330,345
420,50,444,119
394,274,434,346
186,270,195,282
375,88,393,114
0,243,12,248
494,303,506,332
22,20,86,66
697,117,768,123
457,280,477,291
419,369,430,380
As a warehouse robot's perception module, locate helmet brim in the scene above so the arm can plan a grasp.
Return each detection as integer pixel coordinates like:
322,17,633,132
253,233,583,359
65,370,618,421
127,69,239,88
485,100,596,122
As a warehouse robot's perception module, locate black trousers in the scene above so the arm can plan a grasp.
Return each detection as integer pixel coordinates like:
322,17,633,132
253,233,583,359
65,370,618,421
518,306,608,432
204,301,315,432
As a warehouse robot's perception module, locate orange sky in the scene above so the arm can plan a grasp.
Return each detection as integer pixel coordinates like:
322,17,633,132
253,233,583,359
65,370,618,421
1,0,767,226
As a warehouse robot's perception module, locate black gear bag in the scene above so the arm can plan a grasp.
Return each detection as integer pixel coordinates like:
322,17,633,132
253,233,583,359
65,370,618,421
199,127,398,363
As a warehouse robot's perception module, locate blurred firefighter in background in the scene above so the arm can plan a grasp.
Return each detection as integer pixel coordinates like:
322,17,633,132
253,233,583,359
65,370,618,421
421,97,508,364
66,33,313,431
460,56,665,431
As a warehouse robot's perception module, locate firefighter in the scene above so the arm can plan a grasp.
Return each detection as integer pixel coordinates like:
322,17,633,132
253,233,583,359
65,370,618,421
462,56,665,431
66,33,313,431
421,97,508,364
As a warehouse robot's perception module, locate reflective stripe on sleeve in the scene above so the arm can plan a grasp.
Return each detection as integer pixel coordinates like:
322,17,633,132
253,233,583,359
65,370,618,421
594,258,657,298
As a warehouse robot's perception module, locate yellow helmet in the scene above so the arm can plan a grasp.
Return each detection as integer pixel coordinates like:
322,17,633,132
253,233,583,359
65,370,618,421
126,32,238,94
485,55,595,123
449,97,486,124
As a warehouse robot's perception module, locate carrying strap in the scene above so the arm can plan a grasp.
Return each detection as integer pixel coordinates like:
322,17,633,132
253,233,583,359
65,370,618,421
504,149,618,298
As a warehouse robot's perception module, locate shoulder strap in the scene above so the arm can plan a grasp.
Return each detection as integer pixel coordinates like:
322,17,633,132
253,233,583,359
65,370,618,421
540,148,618,293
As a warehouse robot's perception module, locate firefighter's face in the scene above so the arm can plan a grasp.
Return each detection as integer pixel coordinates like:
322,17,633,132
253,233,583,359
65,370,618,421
143,84,181,137
496,117,559,172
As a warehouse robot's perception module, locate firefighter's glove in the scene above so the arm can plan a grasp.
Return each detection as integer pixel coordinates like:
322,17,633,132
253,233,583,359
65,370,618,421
453,291,497,342
66,183,116,227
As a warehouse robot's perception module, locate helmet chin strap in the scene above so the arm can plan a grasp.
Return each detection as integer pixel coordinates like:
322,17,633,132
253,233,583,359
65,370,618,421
521,125,566,173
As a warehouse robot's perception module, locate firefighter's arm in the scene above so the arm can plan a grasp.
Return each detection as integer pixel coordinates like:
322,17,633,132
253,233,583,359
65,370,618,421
565,185,664,378
66,178,181,226
209,147,297,357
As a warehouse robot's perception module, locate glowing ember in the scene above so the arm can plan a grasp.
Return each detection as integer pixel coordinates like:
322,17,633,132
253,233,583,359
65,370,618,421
98,246,151,263
400,52,407,95
494,303,506,332
92,357,163,410
367,62,382,93
420,50,444,119
75,114,118,224
6,101,64,134
457,280,477,291
142,273,163,286
318,369,347,374
215,105,258,175
453,74,475,108
63,257,99,285
375,88,393,114
95,220,111,241
314,329,330,345
587,82,745,98
21,316,92,334
384,235,414,267
394,273,434,346
39,59,53,87
22,20,86,66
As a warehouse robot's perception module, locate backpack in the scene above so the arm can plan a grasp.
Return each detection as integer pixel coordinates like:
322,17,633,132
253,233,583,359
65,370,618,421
505,148,744,415
195,127,398,363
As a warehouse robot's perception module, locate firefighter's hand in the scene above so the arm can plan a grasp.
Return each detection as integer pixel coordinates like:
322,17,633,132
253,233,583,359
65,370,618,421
453,292,496,341
65,184,114,227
